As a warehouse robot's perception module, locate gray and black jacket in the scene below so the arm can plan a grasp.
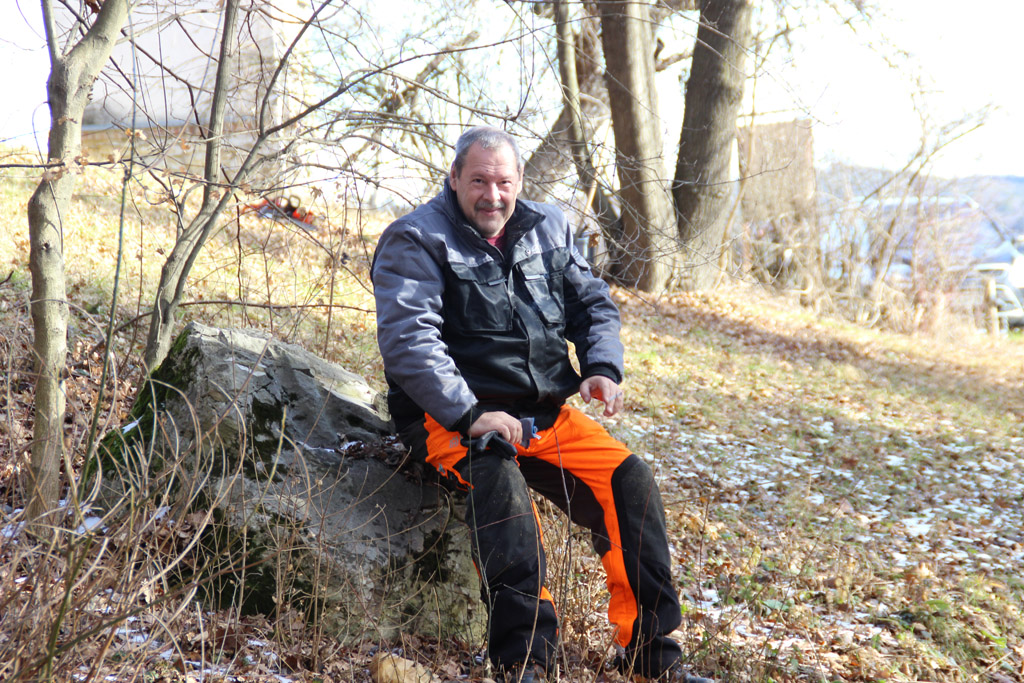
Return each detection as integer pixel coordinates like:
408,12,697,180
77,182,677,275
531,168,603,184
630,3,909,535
371,181,624,435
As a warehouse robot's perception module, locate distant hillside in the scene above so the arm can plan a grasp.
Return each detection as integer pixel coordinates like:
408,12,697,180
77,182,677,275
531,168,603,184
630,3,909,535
959,174,1024,235
816,163,1024,238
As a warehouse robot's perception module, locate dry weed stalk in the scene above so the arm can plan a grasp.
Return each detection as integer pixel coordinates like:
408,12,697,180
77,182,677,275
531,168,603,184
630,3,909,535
0,383,275,680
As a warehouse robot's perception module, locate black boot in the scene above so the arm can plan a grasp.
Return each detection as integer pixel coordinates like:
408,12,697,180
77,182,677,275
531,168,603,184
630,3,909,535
495,662,547,683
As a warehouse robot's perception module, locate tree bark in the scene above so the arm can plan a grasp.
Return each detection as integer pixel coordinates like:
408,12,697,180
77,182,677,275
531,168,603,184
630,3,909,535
673,0,753,291
523,10,620,242
26,0,131,530
554,0,596,196
142,0,241,372
599,0,676,292
139,0,361,372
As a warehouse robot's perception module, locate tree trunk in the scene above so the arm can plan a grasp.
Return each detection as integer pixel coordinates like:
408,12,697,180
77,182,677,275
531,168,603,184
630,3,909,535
554,0,596,196
598,0,676,293
25,0,131,530
673,0,753,291
142,0,241,372
139,0,360,372
545,0,627,275
523,9,622,259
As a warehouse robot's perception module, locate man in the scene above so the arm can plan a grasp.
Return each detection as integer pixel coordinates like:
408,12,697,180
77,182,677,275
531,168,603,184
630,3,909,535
372,126,712,683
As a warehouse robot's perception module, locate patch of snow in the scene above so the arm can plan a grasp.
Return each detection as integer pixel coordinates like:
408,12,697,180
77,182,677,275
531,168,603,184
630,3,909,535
2,521,25,539
902,518,932,537
75,516,105,534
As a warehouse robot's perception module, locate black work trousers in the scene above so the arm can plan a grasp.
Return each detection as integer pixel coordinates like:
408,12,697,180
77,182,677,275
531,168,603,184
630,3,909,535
403,406,683,677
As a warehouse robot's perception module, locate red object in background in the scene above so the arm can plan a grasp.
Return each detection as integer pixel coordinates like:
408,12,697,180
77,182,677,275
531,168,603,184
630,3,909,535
242,196,317,227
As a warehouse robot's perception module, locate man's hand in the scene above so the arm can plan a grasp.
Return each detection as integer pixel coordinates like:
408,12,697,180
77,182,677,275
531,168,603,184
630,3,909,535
580,375,623,417
469,411,523,445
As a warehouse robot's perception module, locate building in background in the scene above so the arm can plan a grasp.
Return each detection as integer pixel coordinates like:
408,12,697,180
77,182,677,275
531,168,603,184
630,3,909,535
80,0,309,191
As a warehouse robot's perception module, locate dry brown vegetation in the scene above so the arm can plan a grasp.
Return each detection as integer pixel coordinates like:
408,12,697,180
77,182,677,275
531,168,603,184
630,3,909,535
2,159,1023,681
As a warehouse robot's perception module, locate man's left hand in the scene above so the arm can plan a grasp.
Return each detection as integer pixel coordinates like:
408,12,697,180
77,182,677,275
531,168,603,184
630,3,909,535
580,375,624,417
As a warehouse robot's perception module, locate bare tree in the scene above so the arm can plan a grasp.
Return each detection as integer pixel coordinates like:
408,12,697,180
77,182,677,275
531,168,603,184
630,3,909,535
136,0,356,370
25,0,132,528
134,0,528,370
140,0,244,371
598,0,677,291
553,0,597,204
528,0,752,293
523,7,621,253
674,0,754,290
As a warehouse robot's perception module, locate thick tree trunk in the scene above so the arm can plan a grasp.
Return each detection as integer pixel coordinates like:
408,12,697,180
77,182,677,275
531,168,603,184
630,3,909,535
673,0,753,291
142,0,241,372
599,0,676,292
26,0,131,530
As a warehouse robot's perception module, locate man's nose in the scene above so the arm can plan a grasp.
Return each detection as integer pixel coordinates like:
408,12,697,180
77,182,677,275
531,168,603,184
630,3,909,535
484,183,500,201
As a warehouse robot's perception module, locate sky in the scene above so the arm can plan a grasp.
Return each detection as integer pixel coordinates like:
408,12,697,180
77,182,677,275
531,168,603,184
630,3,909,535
1,0,1022,178
771,0,1024,177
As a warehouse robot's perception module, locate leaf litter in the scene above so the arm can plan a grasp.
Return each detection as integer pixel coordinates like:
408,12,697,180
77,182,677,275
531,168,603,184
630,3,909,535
3,209,1024,679
600,287,1024,682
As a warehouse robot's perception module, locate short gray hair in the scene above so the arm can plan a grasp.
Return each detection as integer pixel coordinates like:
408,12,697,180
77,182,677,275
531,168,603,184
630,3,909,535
452,126,523,176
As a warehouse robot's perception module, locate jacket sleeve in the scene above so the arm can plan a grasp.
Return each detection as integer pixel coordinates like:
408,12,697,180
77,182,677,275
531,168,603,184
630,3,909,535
559,221,625,383
371,222,479,432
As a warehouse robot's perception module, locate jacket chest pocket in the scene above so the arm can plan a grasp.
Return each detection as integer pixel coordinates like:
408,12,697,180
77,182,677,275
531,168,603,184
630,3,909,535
519,253,566,326
443,261,512,333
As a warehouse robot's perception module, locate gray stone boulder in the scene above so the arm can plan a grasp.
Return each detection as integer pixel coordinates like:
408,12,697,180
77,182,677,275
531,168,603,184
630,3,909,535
96,322,483,643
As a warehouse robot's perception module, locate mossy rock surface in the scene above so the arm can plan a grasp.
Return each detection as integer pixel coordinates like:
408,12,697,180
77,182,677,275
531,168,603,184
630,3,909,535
93,322,485,643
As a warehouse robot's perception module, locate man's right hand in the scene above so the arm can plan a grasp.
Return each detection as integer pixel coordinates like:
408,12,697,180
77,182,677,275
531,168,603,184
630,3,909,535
468,411,523,445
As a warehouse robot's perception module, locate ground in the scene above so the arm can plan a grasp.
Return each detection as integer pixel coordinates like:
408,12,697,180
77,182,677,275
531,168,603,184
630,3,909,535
1,159,1022,681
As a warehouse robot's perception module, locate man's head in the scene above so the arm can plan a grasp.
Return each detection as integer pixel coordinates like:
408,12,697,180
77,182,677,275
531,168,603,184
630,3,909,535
449,126,524,238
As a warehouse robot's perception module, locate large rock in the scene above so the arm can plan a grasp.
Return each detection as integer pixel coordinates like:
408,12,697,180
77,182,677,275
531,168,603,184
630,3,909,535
97,322,483,643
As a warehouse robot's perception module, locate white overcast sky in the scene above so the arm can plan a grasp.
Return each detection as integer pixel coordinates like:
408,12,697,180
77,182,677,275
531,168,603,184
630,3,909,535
773,0,1024,177
1,0,1021,178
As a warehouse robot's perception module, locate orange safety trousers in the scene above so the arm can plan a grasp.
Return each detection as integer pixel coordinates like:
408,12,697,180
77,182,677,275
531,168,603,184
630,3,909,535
412,406,682,675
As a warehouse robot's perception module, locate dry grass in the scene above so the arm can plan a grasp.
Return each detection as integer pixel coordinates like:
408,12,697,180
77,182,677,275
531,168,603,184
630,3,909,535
601,287,1024,682
2,153,1023,681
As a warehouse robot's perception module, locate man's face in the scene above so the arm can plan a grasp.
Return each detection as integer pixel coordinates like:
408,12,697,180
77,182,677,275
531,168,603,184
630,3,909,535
449,142,523,238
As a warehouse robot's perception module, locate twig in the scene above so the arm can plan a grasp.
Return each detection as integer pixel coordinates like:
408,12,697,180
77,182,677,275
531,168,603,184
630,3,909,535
109,298,373,337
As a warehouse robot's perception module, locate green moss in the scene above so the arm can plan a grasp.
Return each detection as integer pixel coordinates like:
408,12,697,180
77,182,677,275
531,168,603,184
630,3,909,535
85,326,199,501
183,505,322,620
141,328,203,416
414,528,454,584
